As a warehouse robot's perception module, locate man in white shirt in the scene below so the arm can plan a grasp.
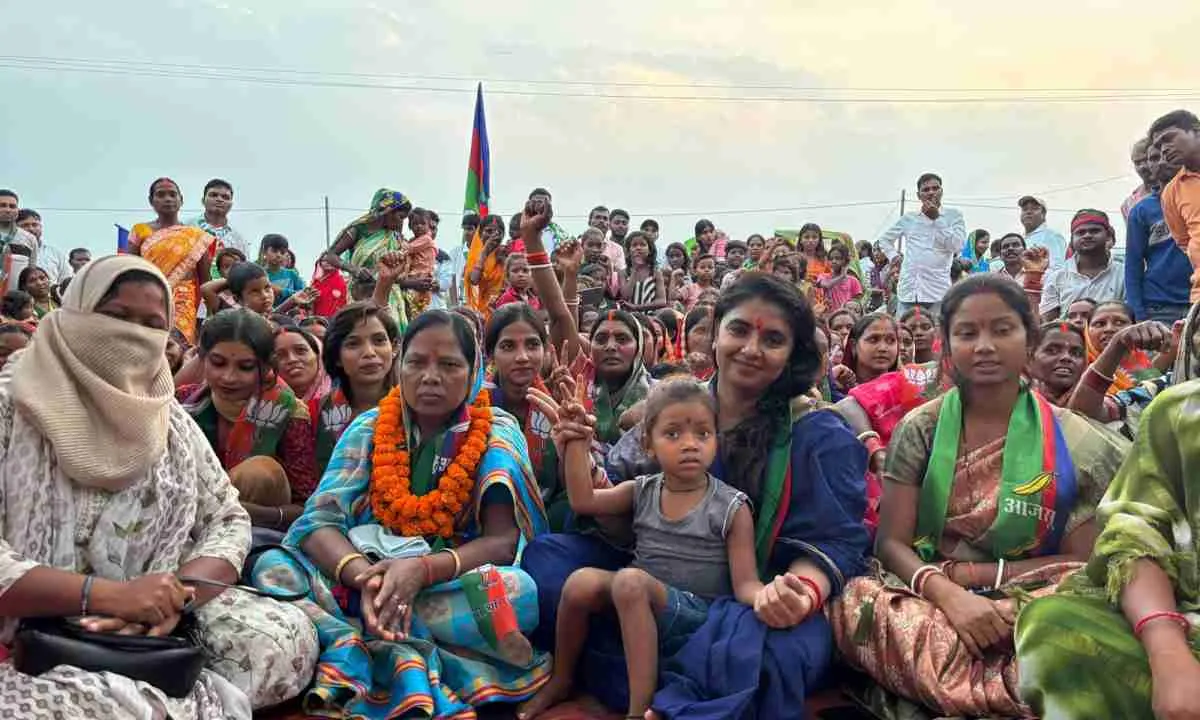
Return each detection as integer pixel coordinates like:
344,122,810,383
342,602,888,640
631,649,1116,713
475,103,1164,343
1038,209,1125,322
14,209,71,284
589,205,627,276
877,172,966,318
0,190,38,293
188,179,247,258
1019,196,1069,269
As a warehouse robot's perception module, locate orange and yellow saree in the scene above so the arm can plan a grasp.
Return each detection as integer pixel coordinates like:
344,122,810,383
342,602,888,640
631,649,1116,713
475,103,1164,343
132,223,215,343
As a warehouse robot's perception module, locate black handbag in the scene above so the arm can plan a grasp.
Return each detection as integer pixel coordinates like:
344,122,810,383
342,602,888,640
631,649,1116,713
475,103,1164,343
10,544,310,698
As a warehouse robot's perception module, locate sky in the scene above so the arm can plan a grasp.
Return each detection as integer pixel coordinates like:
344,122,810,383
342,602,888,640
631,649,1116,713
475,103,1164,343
3,0,1199,267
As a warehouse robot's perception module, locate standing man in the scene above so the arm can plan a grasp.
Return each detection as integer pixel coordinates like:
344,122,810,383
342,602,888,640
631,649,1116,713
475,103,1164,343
1120,138,1154,224
640,218,660,243
189,178,247,257
1018,196,1068,269
449,213,479,307
1150,109,1200,305
876,172,966,317
0,190,38,293
610,208,630,254
1037,210,1125,322
527,188,570,250
589,205,625,277
14,209,70,284
1125,142,1193,324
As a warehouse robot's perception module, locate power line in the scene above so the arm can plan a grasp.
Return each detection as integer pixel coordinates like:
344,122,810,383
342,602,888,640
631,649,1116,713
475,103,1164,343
4,59,1199,104
956,174,1134,202
5,55,1198,94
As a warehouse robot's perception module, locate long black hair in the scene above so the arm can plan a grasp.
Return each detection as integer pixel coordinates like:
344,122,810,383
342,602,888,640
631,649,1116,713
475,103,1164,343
842,313,901,378
712,272,820,500
939,273,1038,385
322,302,400,401
484,302,547,357
198,308,276,383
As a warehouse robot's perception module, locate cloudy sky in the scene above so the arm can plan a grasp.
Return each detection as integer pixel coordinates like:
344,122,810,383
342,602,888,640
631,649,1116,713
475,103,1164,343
3,0,1197,266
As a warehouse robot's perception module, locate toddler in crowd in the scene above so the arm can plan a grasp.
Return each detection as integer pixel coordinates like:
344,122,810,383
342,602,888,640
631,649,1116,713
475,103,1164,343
519,380,761,720
403,207,438,314
816,243,863,313
493,252,542,311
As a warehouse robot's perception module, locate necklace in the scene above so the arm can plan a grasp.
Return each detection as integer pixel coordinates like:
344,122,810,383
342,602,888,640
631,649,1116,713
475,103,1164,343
369,387,492,539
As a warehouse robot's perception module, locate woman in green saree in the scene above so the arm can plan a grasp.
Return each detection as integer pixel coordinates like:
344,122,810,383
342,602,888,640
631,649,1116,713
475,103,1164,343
1015,380,1200,720
325,189,429,330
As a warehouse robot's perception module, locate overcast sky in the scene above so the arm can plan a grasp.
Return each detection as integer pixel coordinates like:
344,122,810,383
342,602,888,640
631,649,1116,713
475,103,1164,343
3,0,1197,267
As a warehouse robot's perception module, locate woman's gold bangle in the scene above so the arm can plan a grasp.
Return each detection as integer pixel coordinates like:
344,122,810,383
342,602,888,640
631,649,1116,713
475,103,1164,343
442,548,462,579
333,552,366,585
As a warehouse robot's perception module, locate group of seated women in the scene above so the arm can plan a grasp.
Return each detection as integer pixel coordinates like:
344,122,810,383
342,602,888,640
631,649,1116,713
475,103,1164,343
0,205,1196,720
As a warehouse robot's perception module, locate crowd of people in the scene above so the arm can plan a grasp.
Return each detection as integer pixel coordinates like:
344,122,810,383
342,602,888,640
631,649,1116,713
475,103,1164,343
0,108,1198,720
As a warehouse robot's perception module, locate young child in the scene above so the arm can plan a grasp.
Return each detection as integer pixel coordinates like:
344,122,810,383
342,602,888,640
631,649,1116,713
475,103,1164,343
204,261,276,317
798,222,829,281
676,254,717,311
403,207,438,315
519,380,763,720
310,256,348,318
816,244,864,313
493,252,542,311
0,290,35,324
259,234,306,306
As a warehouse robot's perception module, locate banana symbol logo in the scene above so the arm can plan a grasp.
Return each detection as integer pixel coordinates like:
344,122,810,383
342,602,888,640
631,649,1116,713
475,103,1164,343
1013,472,1054,496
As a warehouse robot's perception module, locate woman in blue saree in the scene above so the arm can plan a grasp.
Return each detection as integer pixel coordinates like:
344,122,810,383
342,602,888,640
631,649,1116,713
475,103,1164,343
522,272,871,719
252,309,550,719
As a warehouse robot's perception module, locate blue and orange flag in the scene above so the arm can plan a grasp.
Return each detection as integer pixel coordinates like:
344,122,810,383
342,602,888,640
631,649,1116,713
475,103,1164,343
463,83,491,219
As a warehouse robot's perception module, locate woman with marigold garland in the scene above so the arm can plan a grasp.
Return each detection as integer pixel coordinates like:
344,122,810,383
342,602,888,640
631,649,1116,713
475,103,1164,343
251,309,550,719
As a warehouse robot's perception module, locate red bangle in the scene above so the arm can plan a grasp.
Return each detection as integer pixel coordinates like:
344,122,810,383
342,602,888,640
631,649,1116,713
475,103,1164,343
527,251,550,265
795,575,825,610
1081,365,1114,393
1134,610,1190,637
863,436,884,457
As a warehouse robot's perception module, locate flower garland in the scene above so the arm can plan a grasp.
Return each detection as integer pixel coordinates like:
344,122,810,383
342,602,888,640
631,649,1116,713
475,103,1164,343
370,387,493,539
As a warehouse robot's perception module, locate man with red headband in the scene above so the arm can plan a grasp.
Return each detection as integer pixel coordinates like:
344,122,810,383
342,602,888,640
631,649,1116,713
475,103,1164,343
1037,209,1125,323
1149,109,1200,303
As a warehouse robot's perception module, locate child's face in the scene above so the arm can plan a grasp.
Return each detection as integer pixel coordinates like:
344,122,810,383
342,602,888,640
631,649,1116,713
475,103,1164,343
0,332,29,369
583,235,605,262
666,247,686,270
263,247,287,267
579,310,600,335
694,258,716,284
629,237,651,265
800,231,821,254
409,216,429,237
747,238,765,261
830,313,854,346
584,266,607,285
646,400,718,483
898,327,916,364
318,258,337,274
829,250,847,274
242,275,275,314
507,256,532,290
13,302,33,321
218,255,239,277
726,246,746,267
773,265,795,283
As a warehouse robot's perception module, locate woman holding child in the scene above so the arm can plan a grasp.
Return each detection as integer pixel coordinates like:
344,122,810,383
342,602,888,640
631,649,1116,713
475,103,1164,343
516,201,870,718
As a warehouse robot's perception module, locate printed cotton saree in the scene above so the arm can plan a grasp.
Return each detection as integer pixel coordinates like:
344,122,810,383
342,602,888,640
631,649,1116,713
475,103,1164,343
133,223,214,343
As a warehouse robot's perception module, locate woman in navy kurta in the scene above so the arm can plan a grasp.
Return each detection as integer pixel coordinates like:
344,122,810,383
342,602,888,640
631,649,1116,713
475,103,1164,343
522,273,870,718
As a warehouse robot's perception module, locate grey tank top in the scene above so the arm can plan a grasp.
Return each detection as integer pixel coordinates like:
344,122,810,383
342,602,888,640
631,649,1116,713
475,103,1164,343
631,473,749,599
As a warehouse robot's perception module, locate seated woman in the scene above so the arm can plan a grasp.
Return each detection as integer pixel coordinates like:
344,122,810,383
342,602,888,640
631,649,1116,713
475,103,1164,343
828,275,1128,718
1028,320,1088,406
1085,301,1170,393
830,313,901,393
1069,316,1175,437
0,256,315,717
312,301,399,472
273,324,330,402
177,308,317,531
251,310,550,718
484,303,566,531
16,265,57,319
524,268,870,715
1015,381,1200,720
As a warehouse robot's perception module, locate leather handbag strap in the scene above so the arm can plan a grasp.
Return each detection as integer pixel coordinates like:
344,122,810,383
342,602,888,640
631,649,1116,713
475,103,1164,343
179,543,312,608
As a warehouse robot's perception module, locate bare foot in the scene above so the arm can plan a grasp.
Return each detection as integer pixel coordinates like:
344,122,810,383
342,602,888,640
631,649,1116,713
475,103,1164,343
517,674,572,719
643,711,662,720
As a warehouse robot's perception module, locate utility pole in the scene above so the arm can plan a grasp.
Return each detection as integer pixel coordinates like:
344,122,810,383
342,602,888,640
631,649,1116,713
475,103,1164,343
900,189,906,216
324,195,331,248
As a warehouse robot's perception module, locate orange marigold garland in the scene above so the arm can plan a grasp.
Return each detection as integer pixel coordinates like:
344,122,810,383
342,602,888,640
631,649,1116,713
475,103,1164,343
370,387,493,539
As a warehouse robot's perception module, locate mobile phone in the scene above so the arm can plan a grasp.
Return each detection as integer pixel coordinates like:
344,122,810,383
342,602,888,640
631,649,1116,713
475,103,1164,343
578,286,604,307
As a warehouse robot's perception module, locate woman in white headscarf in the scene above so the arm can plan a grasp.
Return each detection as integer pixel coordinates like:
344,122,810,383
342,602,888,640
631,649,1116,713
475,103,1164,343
0,255,317,719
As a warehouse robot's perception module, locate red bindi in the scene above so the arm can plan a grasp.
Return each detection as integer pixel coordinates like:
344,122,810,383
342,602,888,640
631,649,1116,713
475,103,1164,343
753,317,765,332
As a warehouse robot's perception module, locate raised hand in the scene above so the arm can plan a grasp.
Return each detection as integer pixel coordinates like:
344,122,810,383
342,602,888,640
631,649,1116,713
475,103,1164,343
1021,246,1050,274
1116,320,1173,353
377,252,405,284
520,198,553,237
556,238,583,276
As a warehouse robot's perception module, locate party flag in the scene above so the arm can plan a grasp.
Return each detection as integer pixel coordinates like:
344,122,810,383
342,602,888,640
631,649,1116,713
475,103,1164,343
463,83,491,219
116,224,130,254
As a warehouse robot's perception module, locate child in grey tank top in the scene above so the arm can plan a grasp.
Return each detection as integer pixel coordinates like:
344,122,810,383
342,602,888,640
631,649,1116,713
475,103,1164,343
520,380,764,720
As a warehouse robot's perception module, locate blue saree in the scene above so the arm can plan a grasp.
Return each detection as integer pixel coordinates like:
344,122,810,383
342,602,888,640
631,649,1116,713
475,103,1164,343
251,361,550,719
